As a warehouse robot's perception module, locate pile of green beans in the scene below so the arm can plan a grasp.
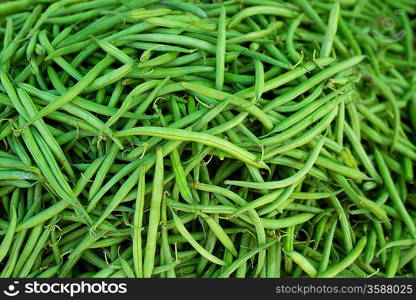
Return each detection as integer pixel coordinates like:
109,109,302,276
0,0,415,278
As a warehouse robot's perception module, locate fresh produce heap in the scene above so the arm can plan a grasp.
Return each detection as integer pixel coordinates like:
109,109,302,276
0,0,415,278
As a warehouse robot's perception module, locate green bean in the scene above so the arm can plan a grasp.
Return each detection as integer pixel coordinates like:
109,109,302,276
199,212,238,257
86,63,135,93
252,59,264,103
121,33,216,53
260,213,314,229
145,16,215,33
292,0,348,53
73,156,104,197
378,239,416,257
0,193,17,264
0,157,39,174
286,251,317,277
181,82,273,130
88,145,119,201
338,16,361,55
228,22,283,45
18,226,51,277
320,1,340,58
38,30,83,81
243,90,349,147
1,5,42,64
90,157,145,227
26,30,38,61
317,237,367,278
228,6,296,28
58,13,124,47
138,51,178,68
226,136,324,189
403,157,414,182
217,239,277,278
36,264,61,278
18,129,90,227
235,232,251,278
263,56,364,111
231,189,285,218
104,80,163,130
89,140,180,206
312,215,329,250
344,123,381,182
363,228,377,265
264,108,338,159
236,58,334,99
51,25,73,47
162,0,206,18
22,55,116,128
17,88,75,180
128,41,195,53
366,73,401,151
0,73,29,123
47,8,102,24
399,13,413,62
142,148,164,277
115,127,268,170
160,198,176,278
7,135,32,167
215,6,226,91
257,182,298,216
286,13,303,63
374,149,416,238
59,228,107,278
399,244,416,270
19,80,145,120
227,43,290,68
274,85,350,133
170,208,225,266
167,199,235,215
318,219,337,274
